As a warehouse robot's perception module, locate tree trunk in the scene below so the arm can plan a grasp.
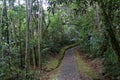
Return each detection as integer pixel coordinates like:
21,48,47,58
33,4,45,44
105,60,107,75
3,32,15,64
38,0,43,79
93,2,100,30
99,1,120,65
100,32,108,55
2,0,11,70
38,0,42,69
25,0,30,71
32,47,36,69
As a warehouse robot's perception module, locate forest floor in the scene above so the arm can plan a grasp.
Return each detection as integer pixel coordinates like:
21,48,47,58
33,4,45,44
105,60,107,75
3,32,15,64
42,47,104,80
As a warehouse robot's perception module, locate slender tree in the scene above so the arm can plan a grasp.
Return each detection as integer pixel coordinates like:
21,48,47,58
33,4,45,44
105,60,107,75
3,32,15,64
17,0,23,69
2,0,11,70
25,0,30,71
93,2,100,30
38,0,42,69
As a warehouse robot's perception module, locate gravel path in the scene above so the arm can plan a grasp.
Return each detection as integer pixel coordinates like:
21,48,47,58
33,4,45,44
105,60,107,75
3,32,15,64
57,48,80,80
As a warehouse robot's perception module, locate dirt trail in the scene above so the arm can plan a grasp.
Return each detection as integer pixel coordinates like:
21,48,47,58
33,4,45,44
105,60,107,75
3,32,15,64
57,48,80,80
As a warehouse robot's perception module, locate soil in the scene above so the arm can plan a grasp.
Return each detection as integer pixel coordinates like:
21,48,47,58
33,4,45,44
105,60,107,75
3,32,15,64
77,49,104,79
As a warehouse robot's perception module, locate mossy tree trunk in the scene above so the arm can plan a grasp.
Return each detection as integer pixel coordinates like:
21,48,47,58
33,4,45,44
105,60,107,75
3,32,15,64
98,0,120,65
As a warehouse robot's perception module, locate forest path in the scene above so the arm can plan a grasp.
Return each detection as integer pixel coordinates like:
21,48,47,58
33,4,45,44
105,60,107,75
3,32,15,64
57,48,80,80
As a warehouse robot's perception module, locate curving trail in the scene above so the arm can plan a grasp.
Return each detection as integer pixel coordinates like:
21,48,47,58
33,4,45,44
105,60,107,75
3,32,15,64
57,48,80,80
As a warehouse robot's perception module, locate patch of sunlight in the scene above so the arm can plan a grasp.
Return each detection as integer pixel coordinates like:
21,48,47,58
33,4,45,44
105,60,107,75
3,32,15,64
75,50,99,79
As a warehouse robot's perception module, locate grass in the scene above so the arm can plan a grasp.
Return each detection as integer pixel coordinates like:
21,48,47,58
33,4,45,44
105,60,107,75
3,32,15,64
74,50,99,79
45,58,58,70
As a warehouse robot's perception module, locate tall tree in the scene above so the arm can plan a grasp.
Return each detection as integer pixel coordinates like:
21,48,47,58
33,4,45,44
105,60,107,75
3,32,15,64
38,0,43,70
2,0,11,70
93,2,100,30
17,0,24,70
97,0,120,65
25,0,30,70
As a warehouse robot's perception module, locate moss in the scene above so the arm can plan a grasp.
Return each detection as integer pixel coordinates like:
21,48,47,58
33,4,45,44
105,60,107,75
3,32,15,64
45,58,58,70
75,50,99,79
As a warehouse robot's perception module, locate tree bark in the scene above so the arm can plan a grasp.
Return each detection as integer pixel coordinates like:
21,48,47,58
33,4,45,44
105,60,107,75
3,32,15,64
38,0,42,69
93,2,100,30
2,0,11,68
98,1,120,65
25,0,30,70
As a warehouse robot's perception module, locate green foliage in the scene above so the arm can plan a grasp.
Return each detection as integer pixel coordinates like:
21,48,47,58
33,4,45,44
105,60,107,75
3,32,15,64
103,47,120,80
